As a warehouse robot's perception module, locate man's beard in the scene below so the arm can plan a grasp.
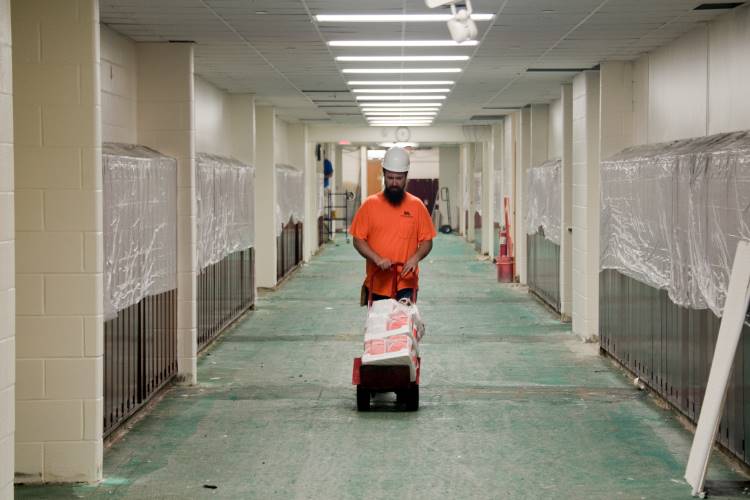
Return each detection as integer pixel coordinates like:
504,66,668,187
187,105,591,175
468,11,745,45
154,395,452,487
383,185,405,205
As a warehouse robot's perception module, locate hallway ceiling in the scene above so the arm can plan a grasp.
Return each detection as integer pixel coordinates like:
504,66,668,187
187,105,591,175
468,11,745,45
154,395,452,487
99,0,739,126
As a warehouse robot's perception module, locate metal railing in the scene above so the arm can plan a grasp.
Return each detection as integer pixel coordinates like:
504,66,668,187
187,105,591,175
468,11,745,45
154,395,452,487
527,231,561,312
197,247,255,351
277,221,303,281
104,289,177,437
600,269,750,465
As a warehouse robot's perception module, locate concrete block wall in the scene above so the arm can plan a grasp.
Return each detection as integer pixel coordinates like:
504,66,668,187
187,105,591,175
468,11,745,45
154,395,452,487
0,0,14,497
255,105,277,288
12,0,104,482
571,71,600,342
515,107,531,283
559,84,573,319
136,42,196,383
100,25,136,144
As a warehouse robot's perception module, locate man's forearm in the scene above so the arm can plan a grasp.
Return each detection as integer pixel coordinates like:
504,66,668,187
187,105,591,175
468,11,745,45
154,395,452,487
353,238,381,264
413,240,433,261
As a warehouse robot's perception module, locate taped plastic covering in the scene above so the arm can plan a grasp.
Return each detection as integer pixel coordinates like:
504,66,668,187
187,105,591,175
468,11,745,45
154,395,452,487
196,153,255,270
103,143,177,320
600,131,750,317
473,170,482,215
525,158,562,245
275,164,305,236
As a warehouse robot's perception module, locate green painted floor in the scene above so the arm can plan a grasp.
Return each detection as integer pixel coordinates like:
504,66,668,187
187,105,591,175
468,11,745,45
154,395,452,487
17,235,748,499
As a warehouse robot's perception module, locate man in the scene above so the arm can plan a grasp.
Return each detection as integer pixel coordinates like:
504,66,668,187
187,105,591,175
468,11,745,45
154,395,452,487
350,146,436,304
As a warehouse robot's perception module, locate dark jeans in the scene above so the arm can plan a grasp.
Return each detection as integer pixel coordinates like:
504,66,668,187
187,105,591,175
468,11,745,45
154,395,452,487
368,288,417,303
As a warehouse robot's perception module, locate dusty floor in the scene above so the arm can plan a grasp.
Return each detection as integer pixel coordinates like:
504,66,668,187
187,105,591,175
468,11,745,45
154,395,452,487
16,234,749,499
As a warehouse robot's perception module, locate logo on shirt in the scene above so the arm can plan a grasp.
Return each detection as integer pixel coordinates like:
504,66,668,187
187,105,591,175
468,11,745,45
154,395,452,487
402,210,413,217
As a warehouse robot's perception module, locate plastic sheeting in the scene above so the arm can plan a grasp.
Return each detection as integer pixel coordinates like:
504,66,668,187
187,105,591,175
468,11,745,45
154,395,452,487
525,158,562,245
103,143,177,320
196,153,255,270
473,170,482,215
600,131,750,317
275,164,305,236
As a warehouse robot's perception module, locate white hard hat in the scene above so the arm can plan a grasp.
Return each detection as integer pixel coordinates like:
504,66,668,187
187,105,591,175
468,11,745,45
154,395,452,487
382,146,410,173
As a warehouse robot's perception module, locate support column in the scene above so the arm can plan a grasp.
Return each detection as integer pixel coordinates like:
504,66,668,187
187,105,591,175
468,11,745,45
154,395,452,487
136,42,196,383
359,146,367,200
516,107,531,283
503,114,517,249
0,0,14,495
332,144,342,236
560,84,574,320
571,70,601,341
12,0,103,482
481,141,494,255
466,144,476,243
255,106,277,288
287,124,313,262
458,144,469,237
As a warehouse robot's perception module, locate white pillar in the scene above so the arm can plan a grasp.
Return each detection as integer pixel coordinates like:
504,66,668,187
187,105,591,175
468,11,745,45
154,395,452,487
458,144,469,237
0,0,14,495
286,124,313,262
466,144,476,243
560,84,574,319
516,107,531,283
255,106,278,288
12,0,103,482
481,140,494,255
571,70,601,341
359,145,367,201
503,114,516,249
137,42,196,383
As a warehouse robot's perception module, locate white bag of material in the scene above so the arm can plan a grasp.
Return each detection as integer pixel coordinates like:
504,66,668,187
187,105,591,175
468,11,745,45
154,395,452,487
361,299,425,381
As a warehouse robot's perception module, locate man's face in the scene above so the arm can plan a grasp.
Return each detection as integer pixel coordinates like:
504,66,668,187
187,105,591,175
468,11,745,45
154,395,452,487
383,169,407,205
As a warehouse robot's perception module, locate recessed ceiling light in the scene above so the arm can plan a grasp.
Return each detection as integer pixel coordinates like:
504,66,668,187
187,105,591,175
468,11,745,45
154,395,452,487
316,14,494,22
343,68,462,74
348,80,455,86
357,95,447,100
336,56,469,62
360,102,443,107
329,40,478,47
353,88,450,93
369,123,433,127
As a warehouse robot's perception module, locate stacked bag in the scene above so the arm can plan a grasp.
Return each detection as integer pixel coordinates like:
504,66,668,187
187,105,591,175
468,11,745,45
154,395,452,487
361,299,425,381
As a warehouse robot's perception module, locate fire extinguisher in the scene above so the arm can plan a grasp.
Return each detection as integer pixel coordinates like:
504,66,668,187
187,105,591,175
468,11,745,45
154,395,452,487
497,196,515,282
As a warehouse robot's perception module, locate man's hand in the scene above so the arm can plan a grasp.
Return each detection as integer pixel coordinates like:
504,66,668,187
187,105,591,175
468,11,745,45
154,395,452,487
375,256,393,271
401,255,419,277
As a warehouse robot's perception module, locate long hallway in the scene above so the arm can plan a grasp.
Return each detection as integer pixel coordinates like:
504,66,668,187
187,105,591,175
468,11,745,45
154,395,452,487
16,235,747,499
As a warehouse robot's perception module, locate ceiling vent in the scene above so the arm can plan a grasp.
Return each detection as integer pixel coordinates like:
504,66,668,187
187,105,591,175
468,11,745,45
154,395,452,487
693,2,744,9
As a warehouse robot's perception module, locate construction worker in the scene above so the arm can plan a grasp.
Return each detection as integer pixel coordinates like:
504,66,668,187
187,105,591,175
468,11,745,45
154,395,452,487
350,146,436,304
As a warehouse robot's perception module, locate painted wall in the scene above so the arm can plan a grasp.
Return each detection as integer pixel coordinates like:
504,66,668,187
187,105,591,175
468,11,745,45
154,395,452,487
632,5,750,144
342,148,359,187
407,148,439,179
274,116,290,166
548,97,563,159
438,145,459,230
100,25,137,144
0,0,14,496
195,75,232,157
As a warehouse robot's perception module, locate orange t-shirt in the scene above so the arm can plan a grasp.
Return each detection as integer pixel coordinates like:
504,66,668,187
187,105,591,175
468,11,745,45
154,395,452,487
350,192,437,296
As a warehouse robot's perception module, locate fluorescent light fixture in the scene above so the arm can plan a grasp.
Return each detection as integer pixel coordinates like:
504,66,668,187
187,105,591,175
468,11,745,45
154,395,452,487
343,68,461,74
337,56,469,62
369,123,432,127
368,118,434,123
362,107,440,112
356,95,447,100
361,102,442,107
353,88,450,93
348,80,454,86
364,112,437,116
380,142,419,148
316,14,494,22
329,40,478,47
